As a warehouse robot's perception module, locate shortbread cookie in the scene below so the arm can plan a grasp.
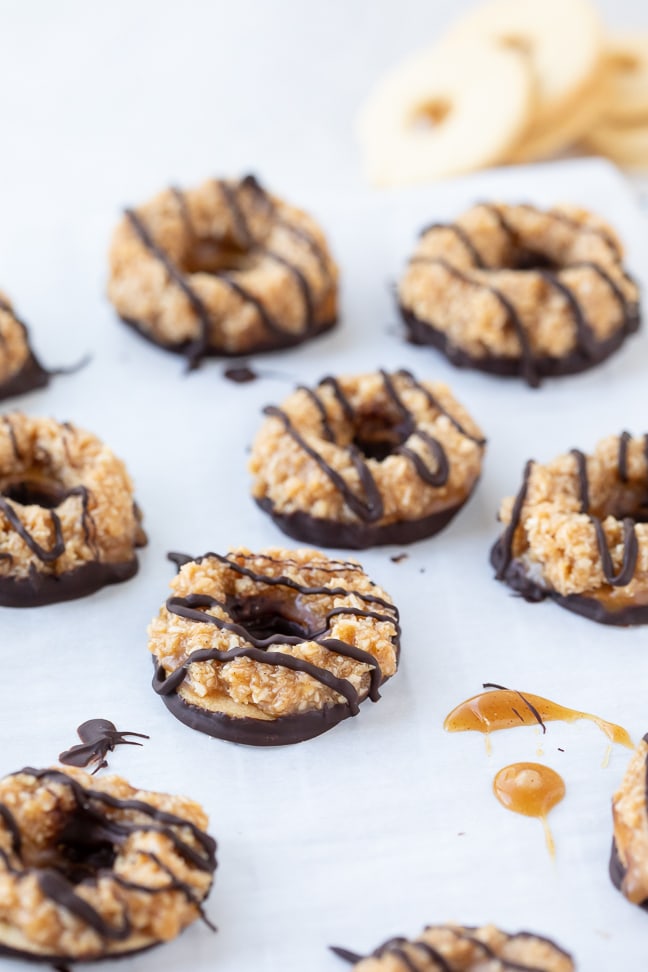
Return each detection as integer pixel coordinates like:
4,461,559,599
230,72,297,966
357,37,533,185
331,923,574,971
0,412,146,606
445,0,604,141
0,766,216,964
600,34,648,124
0,293,49,402
610,734,648,909
108,174,338,367
586,118,648,168
250,370,485,549
149,548,400,746
491,433,648,625
510,72,606,162
398,203,640,386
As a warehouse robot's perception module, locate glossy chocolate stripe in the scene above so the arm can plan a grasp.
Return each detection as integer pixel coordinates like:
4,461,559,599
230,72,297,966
126,208,213,368
263,405,384,522
492,459,534,578
419,222,486,268
618,430,631,482
539,271,595,357
0,497,65,562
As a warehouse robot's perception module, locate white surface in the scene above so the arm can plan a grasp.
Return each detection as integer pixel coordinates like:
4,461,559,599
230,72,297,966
0,156,647,970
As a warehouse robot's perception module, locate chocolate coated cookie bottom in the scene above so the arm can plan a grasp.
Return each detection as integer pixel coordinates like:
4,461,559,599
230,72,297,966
402,306,636,387
256,495,467,549
490,540,648,627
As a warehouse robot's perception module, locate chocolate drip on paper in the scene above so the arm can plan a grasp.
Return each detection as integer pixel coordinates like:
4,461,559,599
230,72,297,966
264,370,481,525
0,768,216,947
407,204,639,387
59,719,149,774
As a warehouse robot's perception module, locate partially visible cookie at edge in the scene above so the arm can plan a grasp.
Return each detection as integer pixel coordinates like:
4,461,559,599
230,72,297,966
611,733,648,910
0,765,216,964
331,923,574,970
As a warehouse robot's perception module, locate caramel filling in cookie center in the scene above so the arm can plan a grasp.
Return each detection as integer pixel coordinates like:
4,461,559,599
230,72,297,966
224,593,320,642
182,237,254,276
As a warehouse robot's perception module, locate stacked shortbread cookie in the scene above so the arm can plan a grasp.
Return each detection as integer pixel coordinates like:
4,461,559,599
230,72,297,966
358,0,648,184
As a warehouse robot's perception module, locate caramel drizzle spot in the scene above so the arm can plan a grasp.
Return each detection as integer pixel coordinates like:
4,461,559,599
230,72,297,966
265,370,482,523
0,768,216,942
413,203,638,387
153,552,400,716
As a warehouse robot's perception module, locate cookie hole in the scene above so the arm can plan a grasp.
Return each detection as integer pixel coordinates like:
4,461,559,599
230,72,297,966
2,478,67,509
510,248,560,272
182,238,254,275
21,809,119,885
613,51,640,74
226,594,318,642
499,34,533,55
411,98,452,131
351,408,413,462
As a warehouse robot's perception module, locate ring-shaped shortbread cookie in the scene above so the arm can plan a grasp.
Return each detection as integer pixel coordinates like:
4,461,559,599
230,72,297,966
0,293,50,402
398,203,640,387
108,175,338,367
0,766,216,964
149,548,400,746
250,370,485,549
0,413,146,606
491,433,648,625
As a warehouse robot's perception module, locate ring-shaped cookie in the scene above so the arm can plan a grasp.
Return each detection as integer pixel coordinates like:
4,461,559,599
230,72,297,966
610,733,648,910
149,548,400,746
108,175,338,367
0,766,216,964
332,923,574,971
491,432,648,625
250,370,485,549
0,293,49,401
0,413,146,606
398,203,640,387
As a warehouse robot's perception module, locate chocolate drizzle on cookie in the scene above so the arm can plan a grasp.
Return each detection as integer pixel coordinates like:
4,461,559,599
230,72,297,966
491,435,647,625
258,369,484,547
125,175,334,368
404,204,640,387
152,551,400,746
0,767,216,958
331,925,573,970
0,421,146,607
